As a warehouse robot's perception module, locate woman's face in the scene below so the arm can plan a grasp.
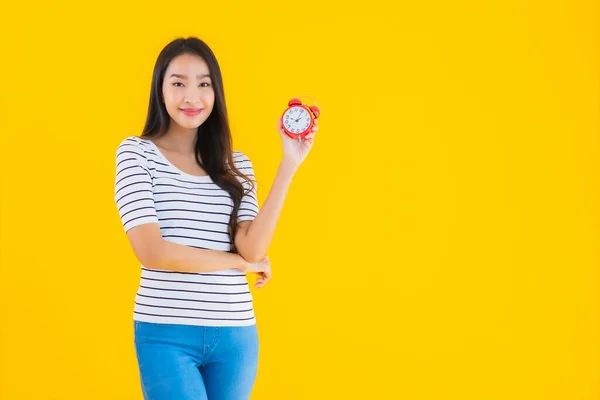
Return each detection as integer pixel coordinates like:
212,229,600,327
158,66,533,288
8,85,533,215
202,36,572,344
162,53,215,130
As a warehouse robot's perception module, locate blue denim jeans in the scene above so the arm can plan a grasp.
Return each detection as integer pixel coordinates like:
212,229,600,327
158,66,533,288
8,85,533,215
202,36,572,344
133,321,259,400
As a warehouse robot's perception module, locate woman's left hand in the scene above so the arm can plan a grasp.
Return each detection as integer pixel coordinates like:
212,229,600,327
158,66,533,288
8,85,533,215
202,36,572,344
277,114,319,169
254,256,272,289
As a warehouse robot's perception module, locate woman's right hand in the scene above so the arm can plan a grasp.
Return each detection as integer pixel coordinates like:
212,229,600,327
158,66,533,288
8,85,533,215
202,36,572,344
241,256,272,289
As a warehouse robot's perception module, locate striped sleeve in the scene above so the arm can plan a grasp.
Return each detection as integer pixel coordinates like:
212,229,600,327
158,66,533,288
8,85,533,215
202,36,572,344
114,138,159,232
235,152,259,223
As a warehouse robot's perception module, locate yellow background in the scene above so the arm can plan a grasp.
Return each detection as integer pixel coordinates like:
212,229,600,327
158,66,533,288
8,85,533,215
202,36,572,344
0,1,598,399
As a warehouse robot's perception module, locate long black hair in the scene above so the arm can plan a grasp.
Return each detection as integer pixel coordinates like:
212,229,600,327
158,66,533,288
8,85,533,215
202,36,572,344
140,36,255,253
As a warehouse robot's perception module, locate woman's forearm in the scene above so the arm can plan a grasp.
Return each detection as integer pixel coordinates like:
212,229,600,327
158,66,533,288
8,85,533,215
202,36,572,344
236,159,298,262
148,239,248,273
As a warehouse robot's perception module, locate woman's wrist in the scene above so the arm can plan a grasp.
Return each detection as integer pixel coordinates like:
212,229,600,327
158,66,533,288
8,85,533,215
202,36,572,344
280,157,299,175
237,255,249,272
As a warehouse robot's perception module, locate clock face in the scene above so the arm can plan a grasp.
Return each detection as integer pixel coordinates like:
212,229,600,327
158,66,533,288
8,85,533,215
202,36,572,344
283,106,311,134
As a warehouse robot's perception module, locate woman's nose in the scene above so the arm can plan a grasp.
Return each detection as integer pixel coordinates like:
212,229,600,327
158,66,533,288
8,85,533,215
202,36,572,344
184,89,202,103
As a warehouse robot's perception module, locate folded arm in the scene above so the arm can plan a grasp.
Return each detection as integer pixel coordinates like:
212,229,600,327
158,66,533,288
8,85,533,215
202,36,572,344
234,159,297,263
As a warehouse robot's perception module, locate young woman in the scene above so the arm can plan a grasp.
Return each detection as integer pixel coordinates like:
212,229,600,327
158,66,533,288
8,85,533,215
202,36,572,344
113,36,318,400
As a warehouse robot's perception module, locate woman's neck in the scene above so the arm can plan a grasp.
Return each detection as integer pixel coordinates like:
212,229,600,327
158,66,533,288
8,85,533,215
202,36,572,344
156,125,197,155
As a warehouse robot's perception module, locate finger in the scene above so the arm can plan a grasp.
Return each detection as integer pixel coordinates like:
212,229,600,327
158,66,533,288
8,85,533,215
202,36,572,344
256,277,267,287
255,278,267,288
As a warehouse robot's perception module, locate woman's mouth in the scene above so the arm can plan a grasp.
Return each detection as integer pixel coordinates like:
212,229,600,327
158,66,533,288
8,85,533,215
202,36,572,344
180,108,203,117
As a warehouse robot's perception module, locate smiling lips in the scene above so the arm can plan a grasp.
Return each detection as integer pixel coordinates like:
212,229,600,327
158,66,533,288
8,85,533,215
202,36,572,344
180,108,203,116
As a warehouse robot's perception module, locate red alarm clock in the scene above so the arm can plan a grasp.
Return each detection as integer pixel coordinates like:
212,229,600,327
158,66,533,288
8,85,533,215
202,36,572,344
281,96,320,141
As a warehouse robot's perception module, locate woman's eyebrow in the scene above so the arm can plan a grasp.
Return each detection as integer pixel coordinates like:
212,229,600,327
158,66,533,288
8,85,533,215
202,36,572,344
169,73,211,79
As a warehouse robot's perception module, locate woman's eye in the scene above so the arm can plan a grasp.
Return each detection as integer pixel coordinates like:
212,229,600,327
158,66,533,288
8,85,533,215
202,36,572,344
172,82,210,87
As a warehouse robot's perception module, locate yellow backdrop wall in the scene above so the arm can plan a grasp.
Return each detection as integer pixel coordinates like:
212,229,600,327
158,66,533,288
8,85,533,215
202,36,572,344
0,1,598,399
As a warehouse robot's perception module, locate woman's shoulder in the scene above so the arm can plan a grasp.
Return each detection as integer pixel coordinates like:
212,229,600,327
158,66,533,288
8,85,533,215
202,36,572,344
231,150,256,182
116,135,153,157
117,135,148,149
232,150,253,165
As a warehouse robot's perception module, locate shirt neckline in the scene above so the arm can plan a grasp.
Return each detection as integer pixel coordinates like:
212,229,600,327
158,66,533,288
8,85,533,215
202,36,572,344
144,138,213,182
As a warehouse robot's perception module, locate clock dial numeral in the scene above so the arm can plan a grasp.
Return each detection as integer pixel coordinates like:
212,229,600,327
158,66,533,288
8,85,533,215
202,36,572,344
283,106,314,134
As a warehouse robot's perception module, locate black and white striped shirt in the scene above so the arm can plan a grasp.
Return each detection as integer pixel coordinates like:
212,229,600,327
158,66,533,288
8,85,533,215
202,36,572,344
114,136,259,327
